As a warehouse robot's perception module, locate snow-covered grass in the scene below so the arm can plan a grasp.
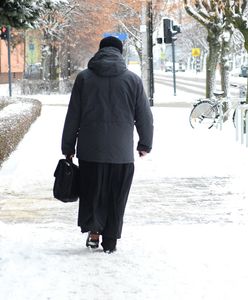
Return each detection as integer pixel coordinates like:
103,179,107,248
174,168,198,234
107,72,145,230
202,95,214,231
1,88,248,299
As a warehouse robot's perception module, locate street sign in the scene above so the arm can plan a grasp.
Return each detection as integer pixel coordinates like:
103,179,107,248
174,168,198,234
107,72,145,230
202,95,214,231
192,48,201,57
103,32,128,41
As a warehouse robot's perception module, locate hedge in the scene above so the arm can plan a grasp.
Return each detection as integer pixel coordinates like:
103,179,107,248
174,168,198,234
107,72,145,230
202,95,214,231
0,97,42,166
0,97,12,110
17,79,73,95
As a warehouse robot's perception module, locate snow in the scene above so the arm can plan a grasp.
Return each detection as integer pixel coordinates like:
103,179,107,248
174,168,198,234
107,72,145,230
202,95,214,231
0,102,33,119
1,78,248,299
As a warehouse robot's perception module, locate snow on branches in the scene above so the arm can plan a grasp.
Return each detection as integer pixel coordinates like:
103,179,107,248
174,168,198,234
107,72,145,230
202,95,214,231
0,0,68,29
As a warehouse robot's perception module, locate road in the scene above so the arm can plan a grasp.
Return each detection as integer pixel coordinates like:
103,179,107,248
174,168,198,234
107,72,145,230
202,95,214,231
154,71,247,98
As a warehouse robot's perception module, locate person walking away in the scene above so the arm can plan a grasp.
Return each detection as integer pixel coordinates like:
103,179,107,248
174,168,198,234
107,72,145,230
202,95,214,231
61,36,153,253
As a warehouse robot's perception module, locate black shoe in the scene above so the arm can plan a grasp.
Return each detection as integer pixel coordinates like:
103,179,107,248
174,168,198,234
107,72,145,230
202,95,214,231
103,248,117,254
86,232,100,249
101,236,117,253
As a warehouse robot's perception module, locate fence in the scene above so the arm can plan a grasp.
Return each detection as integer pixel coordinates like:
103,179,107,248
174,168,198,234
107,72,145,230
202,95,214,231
234,104,248,147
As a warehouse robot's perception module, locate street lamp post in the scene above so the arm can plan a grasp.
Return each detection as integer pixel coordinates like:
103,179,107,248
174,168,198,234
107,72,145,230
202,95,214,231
147,0,154,106
141,0,154,107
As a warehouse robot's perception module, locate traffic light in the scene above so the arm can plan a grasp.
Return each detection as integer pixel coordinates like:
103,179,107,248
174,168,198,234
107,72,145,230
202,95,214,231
157,37,163,44
0,26,8,40
163,19,181,44
173,25,181,34
163,19,173,43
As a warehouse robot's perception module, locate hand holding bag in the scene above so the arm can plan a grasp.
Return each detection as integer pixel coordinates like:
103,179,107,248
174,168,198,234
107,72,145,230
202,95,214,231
53,159,79,202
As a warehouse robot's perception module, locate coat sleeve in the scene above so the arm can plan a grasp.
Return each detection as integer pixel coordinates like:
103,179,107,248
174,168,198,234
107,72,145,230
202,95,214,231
61,74,82,155
134,78,154,153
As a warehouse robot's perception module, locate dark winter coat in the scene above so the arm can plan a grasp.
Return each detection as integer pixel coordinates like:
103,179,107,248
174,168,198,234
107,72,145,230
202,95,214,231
61,47,153,163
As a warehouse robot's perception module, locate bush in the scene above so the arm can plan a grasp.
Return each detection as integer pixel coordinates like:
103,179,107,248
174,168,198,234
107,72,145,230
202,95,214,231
0,96,14,110
17,79,73,95
0,97,42,166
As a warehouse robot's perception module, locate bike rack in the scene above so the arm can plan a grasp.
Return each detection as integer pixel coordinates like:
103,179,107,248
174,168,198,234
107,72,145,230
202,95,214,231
235,104,248,147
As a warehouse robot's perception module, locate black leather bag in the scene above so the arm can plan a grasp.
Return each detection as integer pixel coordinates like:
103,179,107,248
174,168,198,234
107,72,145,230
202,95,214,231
53,159,79,202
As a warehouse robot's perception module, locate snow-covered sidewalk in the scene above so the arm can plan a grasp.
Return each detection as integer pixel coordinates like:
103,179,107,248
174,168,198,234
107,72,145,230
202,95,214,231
1,92,248,300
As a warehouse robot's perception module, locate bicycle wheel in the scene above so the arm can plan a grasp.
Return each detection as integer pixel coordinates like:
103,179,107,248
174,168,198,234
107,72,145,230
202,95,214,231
232,109,237,128
189,100,218,129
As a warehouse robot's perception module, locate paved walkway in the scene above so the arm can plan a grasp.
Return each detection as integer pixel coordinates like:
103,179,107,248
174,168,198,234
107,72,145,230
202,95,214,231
1,92,248,225
1,91,248,300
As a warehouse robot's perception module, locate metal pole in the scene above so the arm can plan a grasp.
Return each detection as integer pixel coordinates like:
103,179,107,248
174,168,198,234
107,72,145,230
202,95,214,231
171,38,176,96
148,0,154,106
241,107,244,144
7,25,12,97
141,2,149,99
246,110,248,147
235,106,239,142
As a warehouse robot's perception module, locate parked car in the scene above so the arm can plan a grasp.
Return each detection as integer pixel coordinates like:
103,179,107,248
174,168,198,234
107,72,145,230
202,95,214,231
178,62,186,72
239,65,248,77
165,62,172,72
165,62,179,72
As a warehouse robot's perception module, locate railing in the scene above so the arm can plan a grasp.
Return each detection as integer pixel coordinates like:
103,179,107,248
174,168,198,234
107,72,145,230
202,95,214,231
234,104,248,147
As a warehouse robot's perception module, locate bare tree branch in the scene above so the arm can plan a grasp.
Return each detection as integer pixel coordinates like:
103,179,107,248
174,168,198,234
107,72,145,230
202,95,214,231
117,18,141,43
184,0,211,26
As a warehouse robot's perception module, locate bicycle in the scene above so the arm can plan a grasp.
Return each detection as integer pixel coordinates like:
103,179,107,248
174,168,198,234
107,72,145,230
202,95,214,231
189,88,246,129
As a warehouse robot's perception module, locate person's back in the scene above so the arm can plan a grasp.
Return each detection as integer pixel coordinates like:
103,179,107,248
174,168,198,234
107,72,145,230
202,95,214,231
62,46,153,163
61,36,153,253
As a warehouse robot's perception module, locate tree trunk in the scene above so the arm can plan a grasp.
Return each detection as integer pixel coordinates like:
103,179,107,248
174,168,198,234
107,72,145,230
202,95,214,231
240,30,248,104
136,45,142,65
220,29,232,98
50,44,59,80
219,32,232,117
41,45,49,80
206,35,221,98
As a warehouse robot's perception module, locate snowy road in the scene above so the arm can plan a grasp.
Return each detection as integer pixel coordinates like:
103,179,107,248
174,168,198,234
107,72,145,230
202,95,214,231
154,70,247,103
1,93,248,300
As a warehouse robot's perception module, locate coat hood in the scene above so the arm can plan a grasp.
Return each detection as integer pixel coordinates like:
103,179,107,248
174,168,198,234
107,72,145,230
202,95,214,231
88,47,127,77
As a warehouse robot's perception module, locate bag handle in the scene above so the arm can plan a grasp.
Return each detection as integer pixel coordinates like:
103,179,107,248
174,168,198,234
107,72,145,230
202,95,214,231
66,154,74,162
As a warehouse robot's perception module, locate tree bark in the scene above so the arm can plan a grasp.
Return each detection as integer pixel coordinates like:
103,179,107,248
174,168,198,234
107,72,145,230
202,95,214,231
50,44,59,81
224,0,248,103
184,0,223,98
238,29,248,103
206,35,221,98
220,29,233,98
